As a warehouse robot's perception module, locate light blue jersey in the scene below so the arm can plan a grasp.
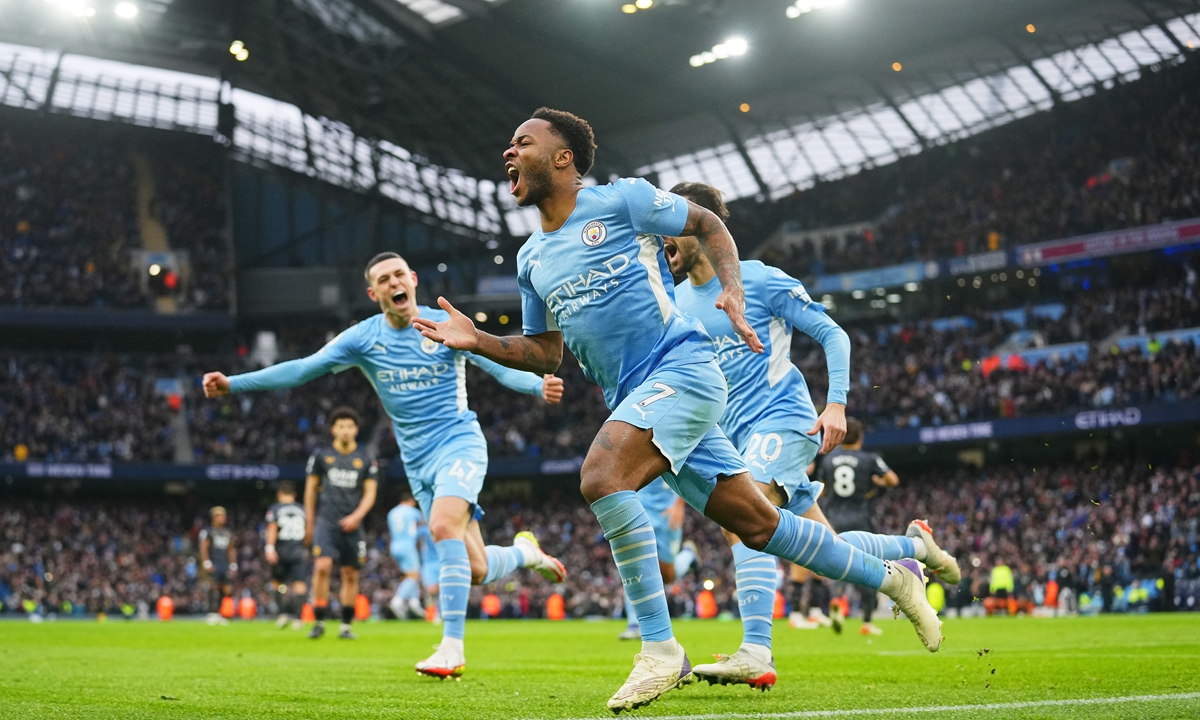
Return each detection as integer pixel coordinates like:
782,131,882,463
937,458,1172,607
388,503,424,565
673,260,850,451
226,309,545,466
518,178,714,410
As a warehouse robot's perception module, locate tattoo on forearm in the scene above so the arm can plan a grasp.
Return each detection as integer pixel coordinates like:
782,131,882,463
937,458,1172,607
687,208,743,293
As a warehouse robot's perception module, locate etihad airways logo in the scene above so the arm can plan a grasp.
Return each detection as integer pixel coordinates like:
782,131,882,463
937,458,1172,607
545,252,631,320
375,363,451,383
711,333,748,363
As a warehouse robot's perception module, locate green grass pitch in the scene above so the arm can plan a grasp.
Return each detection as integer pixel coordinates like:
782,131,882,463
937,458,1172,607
3,614,1199,719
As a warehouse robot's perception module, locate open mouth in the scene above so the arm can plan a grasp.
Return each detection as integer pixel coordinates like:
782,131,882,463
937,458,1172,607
391,291,409,307
506,163,520,195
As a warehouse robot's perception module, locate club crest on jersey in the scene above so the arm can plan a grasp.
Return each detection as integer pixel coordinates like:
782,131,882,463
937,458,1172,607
420,337,440,354
352,458,364,469
581,220,607,247
324,456,335,465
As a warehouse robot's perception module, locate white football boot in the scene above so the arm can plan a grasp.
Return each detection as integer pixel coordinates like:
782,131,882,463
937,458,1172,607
885,559,943,652
416,641,466,680
692,645,776,691
906,519,961,585
514,531,568,583
606,643,694,713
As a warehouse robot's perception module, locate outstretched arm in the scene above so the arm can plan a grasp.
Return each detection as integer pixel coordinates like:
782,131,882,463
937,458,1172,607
202,335,358,398
678,202,763,353
467,353,563,403
413,297,564,375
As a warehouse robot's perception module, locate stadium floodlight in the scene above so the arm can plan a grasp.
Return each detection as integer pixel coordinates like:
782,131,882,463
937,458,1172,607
474,311,488,322
114,2,137,18
493,254,504,265
786,0,844,18
148,263,162,276
886,293,901,303
851,289,866,299
691,38,748,67
621,3,636,13
634,0,652,8
904,282,919,292
724,37,748,56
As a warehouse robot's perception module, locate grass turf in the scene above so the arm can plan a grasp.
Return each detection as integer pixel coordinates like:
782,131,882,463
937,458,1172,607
2,614,1198,719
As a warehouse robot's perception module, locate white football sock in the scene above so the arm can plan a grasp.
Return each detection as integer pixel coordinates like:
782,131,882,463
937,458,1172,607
912,536,928,561
878,561,902,595
642,637,681,658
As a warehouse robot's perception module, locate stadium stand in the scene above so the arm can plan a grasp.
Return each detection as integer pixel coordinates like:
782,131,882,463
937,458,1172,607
0,115,230,311
1,11,1198,633
2,458,1195,619
752,58,1200,276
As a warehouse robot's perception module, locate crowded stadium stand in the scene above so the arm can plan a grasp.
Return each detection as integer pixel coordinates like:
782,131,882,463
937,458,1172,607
2,0,1200,632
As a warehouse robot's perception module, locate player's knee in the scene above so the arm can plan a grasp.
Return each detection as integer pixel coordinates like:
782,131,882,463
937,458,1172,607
314,558,332,575
427,517,459,542
579,462,621,504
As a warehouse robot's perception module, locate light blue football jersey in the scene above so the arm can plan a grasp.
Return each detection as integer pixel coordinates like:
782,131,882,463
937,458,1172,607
517,178,715,409
387,503,423,556
673,261,850,450
637,477,678,515
227,308,545,464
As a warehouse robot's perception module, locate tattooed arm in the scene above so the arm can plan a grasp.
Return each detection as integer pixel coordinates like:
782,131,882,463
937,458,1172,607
679,201,764,353
412,297,564,374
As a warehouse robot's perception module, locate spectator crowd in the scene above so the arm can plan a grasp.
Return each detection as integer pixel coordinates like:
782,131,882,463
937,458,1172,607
0,116,229,311
2,459,1195,620
753,57,1200,277
4,262,1196,463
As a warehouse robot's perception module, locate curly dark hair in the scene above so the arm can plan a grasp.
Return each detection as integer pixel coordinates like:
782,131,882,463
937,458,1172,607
670,182,729,222
531,107,598,176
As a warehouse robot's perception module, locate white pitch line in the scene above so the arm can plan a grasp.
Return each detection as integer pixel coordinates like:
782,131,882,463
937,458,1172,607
539,691,1200,720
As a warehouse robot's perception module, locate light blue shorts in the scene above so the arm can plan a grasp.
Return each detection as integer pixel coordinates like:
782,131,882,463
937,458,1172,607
402,421,489,522
608,359,748,515
646,508,683,564
738,427,822,516
391,544,420,574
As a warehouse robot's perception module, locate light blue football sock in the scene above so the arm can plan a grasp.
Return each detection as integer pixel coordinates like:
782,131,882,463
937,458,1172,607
764,508,885,590
732,542,776,650
673,545,696,579
623,592,639,630
397,576,419,603
435,539,471,640
592,490,672,642
839,531,916,561
482,545,525,585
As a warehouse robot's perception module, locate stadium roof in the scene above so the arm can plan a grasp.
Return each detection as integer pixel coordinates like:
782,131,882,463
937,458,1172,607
2,0,1197,235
